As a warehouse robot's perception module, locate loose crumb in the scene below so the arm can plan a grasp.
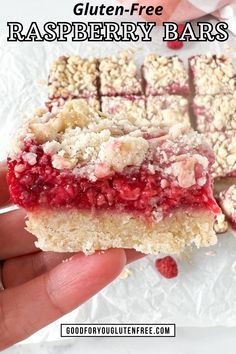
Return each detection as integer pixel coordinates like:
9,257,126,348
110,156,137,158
138,264,145,271
119,267,134,279
176,247,193,263
37,79,47,86
62,256,73,263
205,250,217,257
231,260,236,273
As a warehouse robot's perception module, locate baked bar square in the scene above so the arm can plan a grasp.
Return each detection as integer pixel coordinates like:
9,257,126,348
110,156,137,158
205,131,236,178
8,101,219,255
101,96,146,126
189,54,236,95
99,51,142,96
146,95,190,128
193,94,236,133
48,55,99,99
143,55,189,96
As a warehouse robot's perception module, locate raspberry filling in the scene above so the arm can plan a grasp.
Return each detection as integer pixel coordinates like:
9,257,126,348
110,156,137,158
147,83,189,96
7,140,220,219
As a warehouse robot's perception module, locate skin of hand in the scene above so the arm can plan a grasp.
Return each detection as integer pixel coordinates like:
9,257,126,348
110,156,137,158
0,162,144,350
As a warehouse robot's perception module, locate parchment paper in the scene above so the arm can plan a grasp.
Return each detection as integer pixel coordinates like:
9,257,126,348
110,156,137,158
1,17,236,344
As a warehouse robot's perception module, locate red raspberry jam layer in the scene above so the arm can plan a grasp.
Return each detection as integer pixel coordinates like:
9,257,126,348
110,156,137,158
146,83,189,96
7,141,219,218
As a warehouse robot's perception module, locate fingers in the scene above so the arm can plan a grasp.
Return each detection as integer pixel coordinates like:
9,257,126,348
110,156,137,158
0,249,126,350
2,251,74,288
125,249,145,264
0,209,38,260
3,249,145,288
0,162,11,207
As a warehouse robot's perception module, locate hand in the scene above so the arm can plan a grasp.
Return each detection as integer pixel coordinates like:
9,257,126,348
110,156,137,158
0,162,144,350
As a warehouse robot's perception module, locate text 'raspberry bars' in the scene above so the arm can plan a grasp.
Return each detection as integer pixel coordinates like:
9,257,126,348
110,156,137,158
7,101,220,254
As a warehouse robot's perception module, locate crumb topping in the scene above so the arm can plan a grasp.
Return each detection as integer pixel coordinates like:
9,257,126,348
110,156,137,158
47,96,100,111
99,51,142,95
98,136,149,174
48,55,98,98
101,96,147,126
143,55,189,94
189,54,236,95
146,95,190,128
205,131,236,178
10,100,212,188
194,93,236,132
22,152,37,166
213,213,228,234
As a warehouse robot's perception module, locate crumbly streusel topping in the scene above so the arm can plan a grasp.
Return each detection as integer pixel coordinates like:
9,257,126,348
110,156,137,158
101,96,147,126
194,93,236,132
205,131,236,178
143,55,188,93
189,54,236,95
11,100,212,187
47,96,100,111
27,100,143,142
99,51,142,95
146,95,190,128
213,213,228,234
48,55,98,98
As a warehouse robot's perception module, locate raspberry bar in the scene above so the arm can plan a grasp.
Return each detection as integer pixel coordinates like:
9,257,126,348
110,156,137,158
219,185,236,230
193,94,236,133
101,96,147,127
99,51,142,96
7,100,219,254
48,55,99,100
146,95,190,128
46,96,100,112
143,55,189,96
205,131,236,178
189,54,236,95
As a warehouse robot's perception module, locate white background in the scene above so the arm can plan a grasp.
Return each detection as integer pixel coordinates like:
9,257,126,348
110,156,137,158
1,1,236,353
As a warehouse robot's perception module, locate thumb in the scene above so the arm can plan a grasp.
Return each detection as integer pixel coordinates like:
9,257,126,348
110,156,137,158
0,248,126,350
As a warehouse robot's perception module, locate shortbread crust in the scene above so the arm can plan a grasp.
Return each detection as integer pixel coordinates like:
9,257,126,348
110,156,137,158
26,209,217,254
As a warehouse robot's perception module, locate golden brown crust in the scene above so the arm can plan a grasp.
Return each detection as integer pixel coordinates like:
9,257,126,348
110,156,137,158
26,209,217,255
